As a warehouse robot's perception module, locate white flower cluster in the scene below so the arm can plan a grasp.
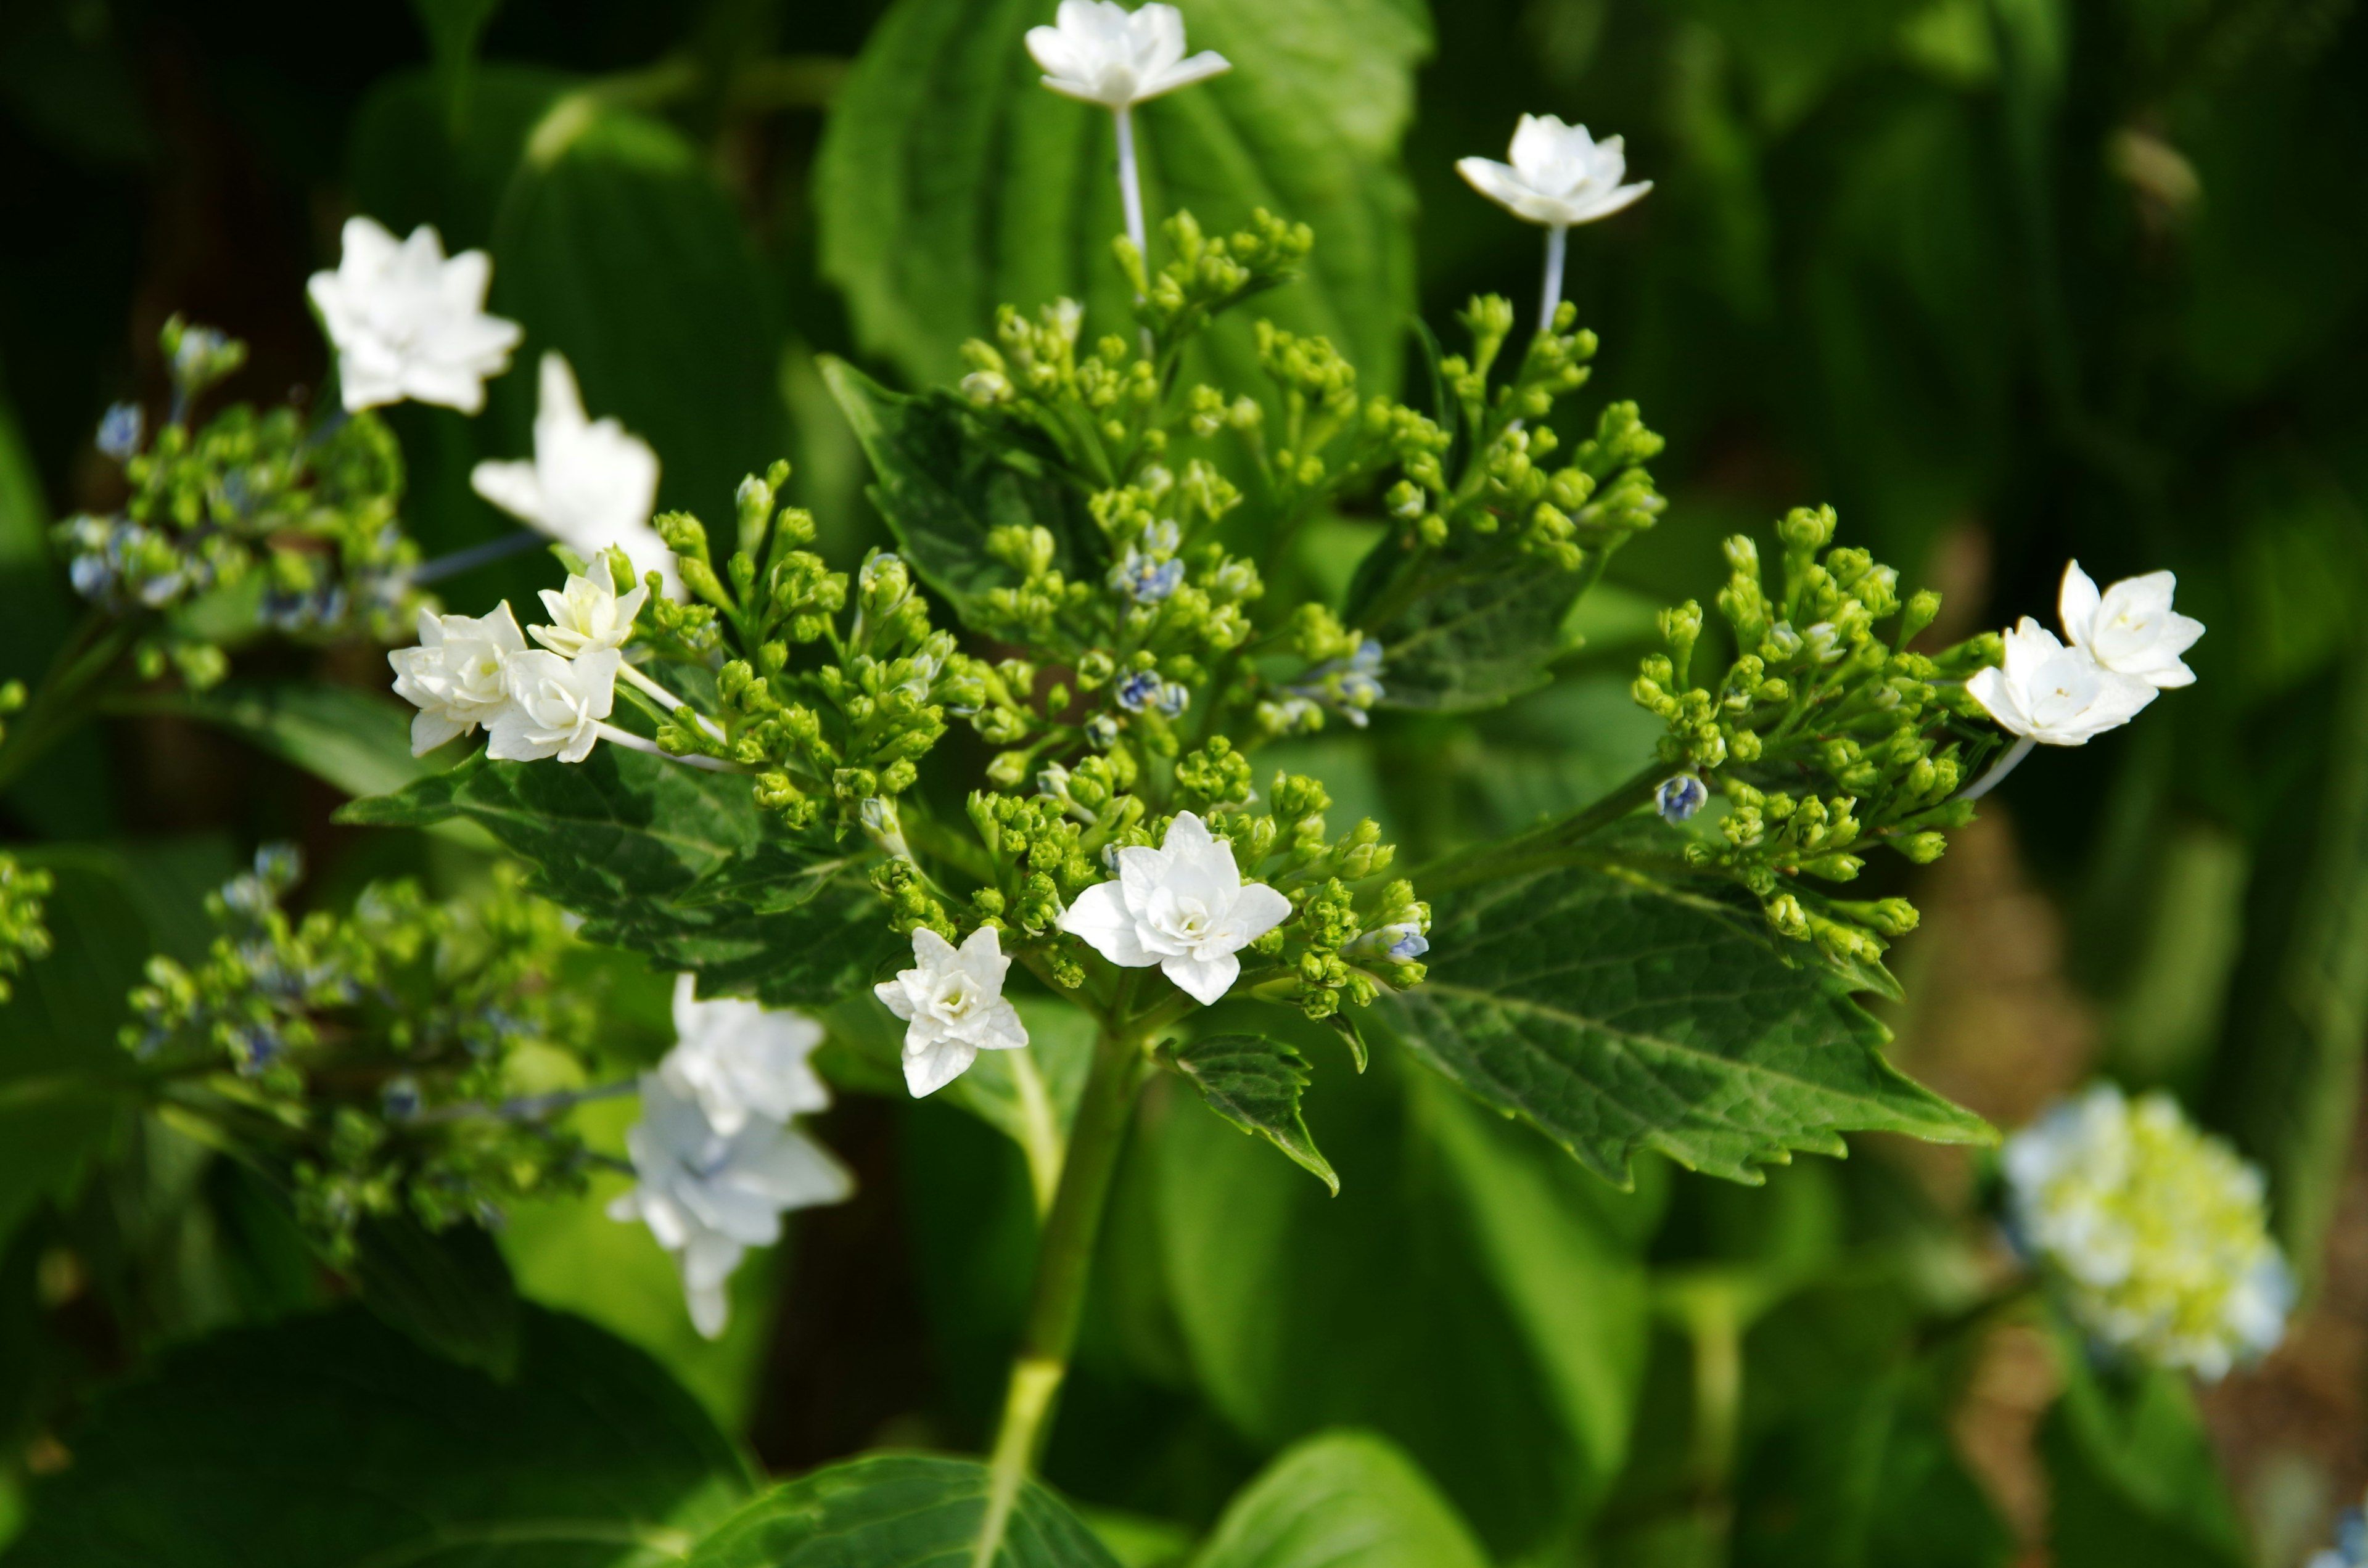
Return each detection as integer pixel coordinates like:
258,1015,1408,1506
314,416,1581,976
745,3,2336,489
609,975,849,1337
1970,561,2203,745
2003,1083,2293,1379
388,570,643,761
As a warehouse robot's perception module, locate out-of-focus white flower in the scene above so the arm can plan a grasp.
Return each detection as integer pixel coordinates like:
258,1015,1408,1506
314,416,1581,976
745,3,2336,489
1057,810,1292,1005
607,1069,851,1338
529,570,648,660
388,602,526,756
1457,115,1653,229
873,926,1029,1098
487,647,619,764
471,353,672,591
2305,1500,2366,1568
1967,618,2158,745
2004,1083,2294,1380
663,974,830,1137
2058,560,2204,690
307,216,522,414
1026,1,1230,108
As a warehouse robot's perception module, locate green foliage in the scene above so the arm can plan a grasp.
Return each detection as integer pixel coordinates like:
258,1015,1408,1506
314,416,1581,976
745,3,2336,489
1382,861,1989,1186
0,1305,754,1567
684,1454,1117,1568
346,1210,521,1378
1192,1429,1490,1568
2038,1331,2249,1568
1167,1033,1335,1194
0,848,51,1004
816,0,1429,397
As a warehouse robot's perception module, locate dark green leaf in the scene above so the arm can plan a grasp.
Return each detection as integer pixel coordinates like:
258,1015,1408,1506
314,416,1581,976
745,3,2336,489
410,0,503,139
337,748,897,1008
1360,544,1585,712
1376,861,1989,1186
815,0,1429,400
346,1211,521,1379
820,356,1083,627
1193,1429,1490,1568
683,1453,1118,1568
120,679,451,801
1170,1033,1336,1195
1,1303,754,1566
2038,1331,2247,1568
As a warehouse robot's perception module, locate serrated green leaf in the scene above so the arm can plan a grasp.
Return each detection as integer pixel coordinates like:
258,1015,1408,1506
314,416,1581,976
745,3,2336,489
345,1211,520,1379
336,747,896,1008
815,0,1428,401
820,356,1085,628
1171,1033,1336,1194
1193,1429,1490,1568
1353,538,1585,713
684,1453,1117,1568
0,1304,753,1566
1377,861,1989,1186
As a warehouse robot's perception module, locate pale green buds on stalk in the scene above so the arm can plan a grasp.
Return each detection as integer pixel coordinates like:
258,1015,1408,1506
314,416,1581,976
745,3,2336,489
0,848,56,1005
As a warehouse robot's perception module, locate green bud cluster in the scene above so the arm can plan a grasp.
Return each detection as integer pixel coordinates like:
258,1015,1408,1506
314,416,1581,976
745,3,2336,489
1632,508,2012,959
54,317,421,688
123,848,604,1261
0,848,55,1005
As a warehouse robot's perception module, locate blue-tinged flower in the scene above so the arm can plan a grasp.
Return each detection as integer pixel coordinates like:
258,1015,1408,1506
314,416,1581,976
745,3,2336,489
1153,679,1189,718
96,401,144,460
1116,669,1164,712
1083,713,1122,749
1284,638,1385,729
1656,774,1708,823
2305,1502,2365,1568
1111,549,1185,604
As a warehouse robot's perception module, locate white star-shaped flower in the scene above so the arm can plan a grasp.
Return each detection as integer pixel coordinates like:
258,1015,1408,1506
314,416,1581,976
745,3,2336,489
607,1069,850,1338
1058,810,1292,1005
1967,618,2158,746
387,602,526,756
487,647,619,764
529,570,648,660
1026,1,1230,108
308,216,522,414
471,352,673,592
1457,115,1653,229
662,973,831,1138
873,926,1030,1098
2058,560,2203,690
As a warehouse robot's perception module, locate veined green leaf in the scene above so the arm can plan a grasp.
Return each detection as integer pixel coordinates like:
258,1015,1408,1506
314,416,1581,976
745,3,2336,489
1359,540,1585,712
1170,1033,1337,1195
820,357,1087,628
683,1453,1117,1568
0,1305,753,1566
346,1211,520,1379
1378,861,1989,1186
337,748,895,1008
815,0,1429,401
1192,1430,1490,1568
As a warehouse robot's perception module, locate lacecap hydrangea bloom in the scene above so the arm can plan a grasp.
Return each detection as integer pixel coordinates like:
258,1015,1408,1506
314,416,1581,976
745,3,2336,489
2003,1083,2294,1379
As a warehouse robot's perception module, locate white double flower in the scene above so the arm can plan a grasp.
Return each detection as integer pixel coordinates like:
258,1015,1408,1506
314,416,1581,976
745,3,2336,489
1058,811,1293,1006
1457,115,1653,230
388,570,643,764
1026,1,1229,109
308,216,522,414
471,353,675,594
1968,560,2203,747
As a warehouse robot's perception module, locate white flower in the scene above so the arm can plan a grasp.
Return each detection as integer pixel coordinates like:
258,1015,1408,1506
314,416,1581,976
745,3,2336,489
530,570,649,660
2058,560,2204,690
1057,810,1292,1006
873,926,1029,1098
662,973,831,1138
1966,618,2158,745
1457,115,1653,229
487,647,619,764
387,602,526,756
307,216,522,414
471,352,673,592
1026,0,1230,109
2004,1083,2293,1379
607,1068,850,1338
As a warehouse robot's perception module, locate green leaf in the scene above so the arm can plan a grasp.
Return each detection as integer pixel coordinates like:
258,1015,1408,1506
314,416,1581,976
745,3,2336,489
337,748,897,1008
1,1304,754,1566
1170,1033,1337,1195
1192,1430,1490,1568
345,1211,520,1379
409,0,503,139
819,356,1085,628
1377,861,1991,1186
683,1453,1118,1567
1352,538,1585,713
2037,1331,2247,1568
816,0,1429,400
1153,1037,1655,1559
120,679,450,800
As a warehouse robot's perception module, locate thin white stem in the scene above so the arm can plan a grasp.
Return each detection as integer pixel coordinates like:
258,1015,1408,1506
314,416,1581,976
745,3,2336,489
619,662,726,741
1959,734,2037,802
1540,223,1569,335
594,722,738,773
1114,105,1148,279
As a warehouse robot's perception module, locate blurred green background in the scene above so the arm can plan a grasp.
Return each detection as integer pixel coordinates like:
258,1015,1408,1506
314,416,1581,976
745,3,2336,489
1,0,2364,1563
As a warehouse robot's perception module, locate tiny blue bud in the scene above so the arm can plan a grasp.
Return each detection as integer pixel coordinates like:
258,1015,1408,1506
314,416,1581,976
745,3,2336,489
1116,670,1162,712
1084,713,1121,749
96,402,144,460
1154,679,1190,718
1656,774,1708,823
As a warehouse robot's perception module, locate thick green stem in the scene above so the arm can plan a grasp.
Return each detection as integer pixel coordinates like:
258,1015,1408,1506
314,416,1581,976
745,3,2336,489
971,1013,1149,1567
